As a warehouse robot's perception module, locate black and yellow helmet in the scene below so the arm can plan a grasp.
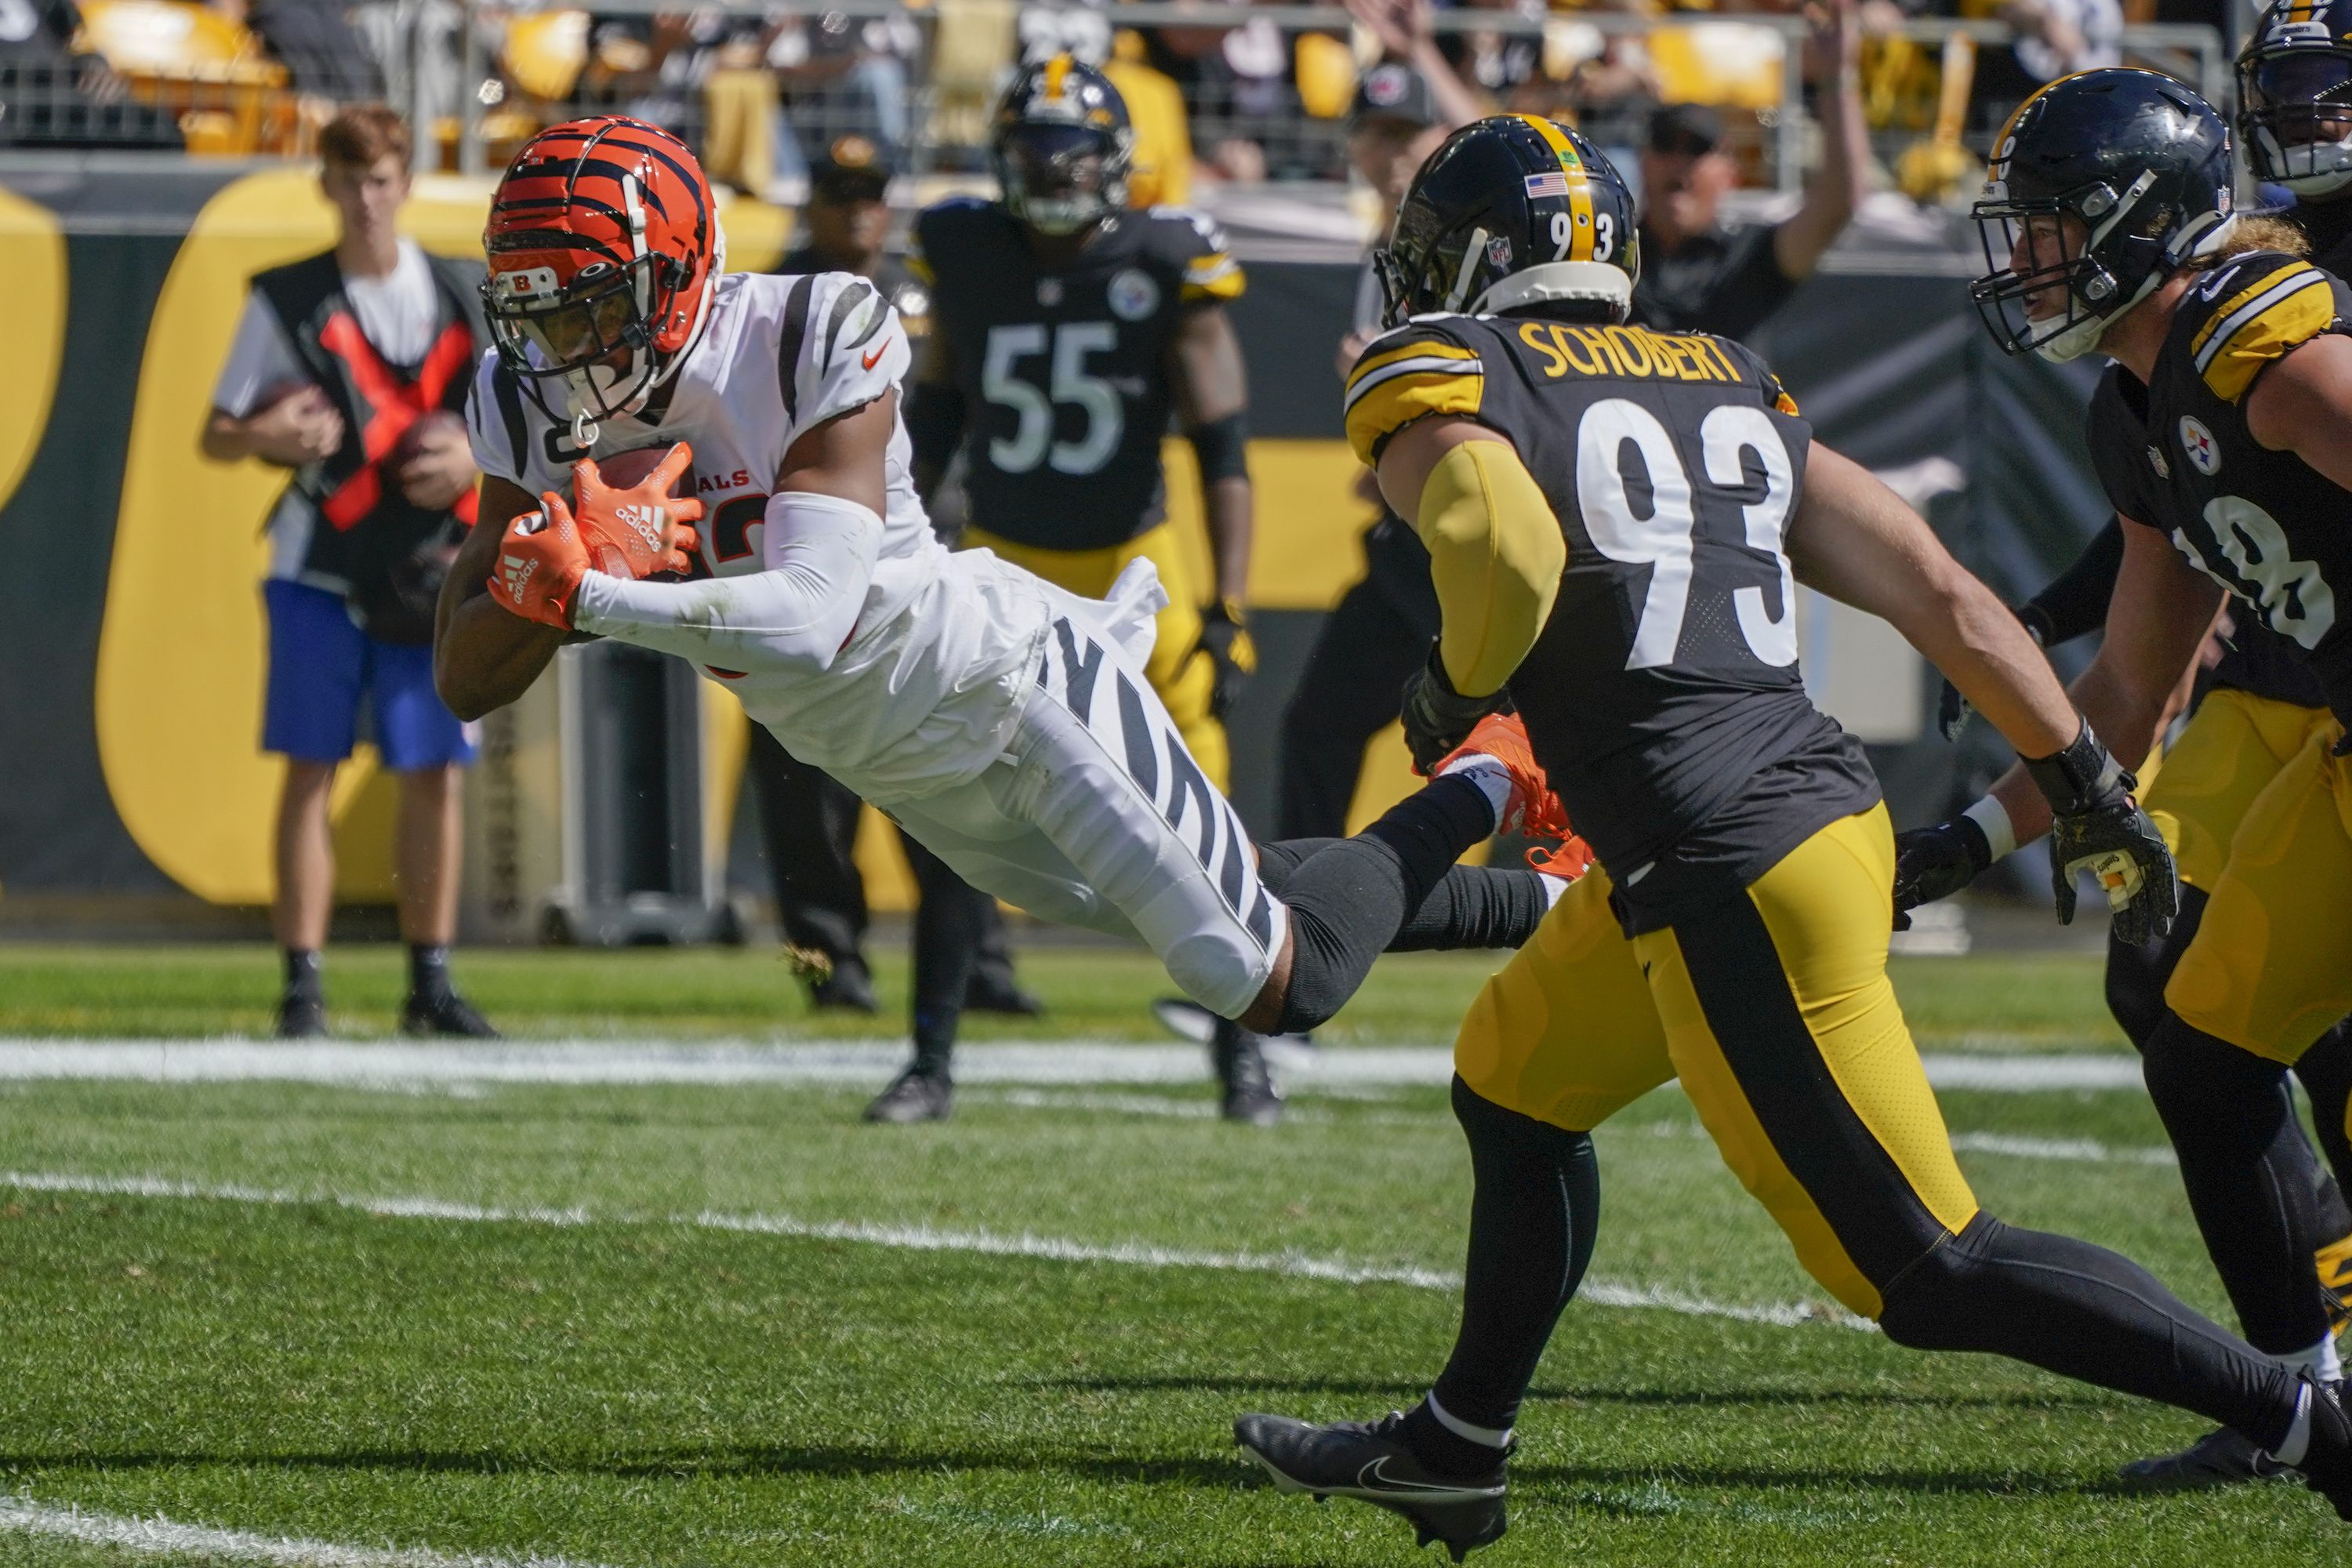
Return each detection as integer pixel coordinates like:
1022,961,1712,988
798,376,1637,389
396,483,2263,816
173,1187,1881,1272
2240,0,2352,196
1374,114,1640,328
993,53,1134,236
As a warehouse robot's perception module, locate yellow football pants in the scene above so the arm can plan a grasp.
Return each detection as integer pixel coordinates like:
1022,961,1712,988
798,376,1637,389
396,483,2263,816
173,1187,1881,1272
963,521,1229,790
2144,688,2338,892
1455,805,1980,1319
2165,712,2352,1065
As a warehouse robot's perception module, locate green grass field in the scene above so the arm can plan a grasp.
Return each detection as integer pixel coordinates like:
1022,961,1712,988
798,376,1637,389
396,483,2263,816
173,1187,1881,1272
0,943,2339,1566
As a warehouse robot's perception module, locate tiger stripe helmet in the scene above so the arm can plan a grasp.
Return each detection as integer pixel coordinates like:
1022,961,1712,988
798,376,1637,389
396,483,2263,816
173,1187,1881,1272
482,115,725,438
1374,114,1640,330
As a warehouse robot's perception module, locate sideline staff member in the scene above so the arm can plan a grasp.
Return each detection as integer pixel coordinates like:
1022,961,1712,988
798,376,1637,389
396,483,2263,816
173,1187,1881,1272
742,136,1042,1054
1633,0,1867,337
203,104,495,1040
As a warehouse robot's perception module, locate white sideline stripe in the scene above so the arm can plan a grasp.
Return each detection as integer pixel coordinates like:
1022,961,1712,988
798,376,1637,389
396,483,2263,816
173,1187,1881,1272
0,1169,1874,1334
0,1039,2147,1092
0,1494,614,1568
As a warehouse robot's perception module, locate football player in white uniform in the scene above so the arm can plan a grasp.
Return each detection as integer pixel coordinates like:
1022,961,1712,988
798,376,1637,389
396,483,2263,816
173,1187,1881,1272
434,118,1577,1119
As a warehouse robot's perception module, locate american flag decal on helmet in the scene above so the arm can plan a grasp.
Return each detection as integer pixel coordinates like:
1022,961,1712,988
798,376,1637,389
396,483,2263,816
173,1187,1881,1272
1523,172,1570,198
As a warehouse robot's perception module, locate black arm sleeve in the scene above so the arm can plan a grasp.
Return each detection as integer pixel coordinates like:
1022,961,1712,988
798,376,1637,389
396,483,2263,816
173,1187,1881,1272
904,379,965,488
2021,519,2125,648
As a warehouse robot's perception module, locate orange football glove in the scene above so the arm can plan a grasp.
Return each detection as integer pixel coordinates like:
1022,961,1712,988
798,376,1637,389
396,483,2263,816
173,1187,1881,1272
571,441,703,579
486,494,590,629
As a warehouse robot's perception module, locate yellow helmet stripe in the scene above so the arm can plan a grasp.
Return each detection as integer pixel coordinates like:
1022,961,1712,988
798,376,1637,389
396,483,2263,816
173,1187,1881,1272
1514,113,1595,263
1991,68,2128,171
1044,52,1071,99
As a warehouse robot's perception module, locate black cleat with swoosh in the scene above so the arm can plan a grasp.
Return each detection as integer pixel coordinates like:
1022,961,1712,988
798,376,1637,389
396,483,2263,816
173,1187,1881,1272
1233,1410,1507,1562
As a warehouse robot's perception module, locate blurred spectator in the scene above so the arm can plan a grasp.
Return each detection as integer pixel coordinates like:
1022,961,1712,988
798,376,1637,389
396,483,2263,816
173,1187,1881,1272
1139,2,1295,183
773,5,922,162
1634,0,1869,338
746,132,1039,1025
0,0,183,147
214,0,384,101
1436,0,1545,102
201,106,493,1040
1973,0,2123,132
1276,56,1472,840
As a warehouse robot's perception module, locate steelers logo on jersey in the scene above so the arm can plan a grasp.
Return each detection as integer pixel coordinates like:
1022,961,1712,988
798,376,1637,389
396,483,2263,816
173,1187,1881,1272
2179,415,2221,475
1108,267,1160,321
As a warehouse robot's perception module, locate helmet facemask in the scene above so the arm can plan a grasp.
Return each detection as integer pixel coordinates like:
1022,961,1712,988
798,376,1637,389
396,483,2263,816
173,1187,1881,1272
996,122,1128,235
486,252,670,437
2241,45,2352,196
1970,176,2230,362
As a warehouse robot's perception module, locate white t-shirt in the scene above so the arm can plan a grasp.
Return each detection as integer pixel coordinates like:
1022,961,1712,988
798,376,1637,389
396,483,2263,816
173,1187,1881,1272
465,269,1054,802
212,238,444,583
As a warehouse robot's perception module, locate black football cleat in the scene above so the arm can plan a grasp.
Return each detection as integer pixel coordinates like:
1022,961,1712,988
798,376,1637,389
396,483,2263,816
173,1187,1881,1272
2293,1377,2352,1523
401,989,500,1038
808,958,879,1014
863,1066,953,1123
964,971,1046,1017
1234,1411,1507,1563
2117,1425,2292,1490
276,992,328,1040
1213,1024,1283,1127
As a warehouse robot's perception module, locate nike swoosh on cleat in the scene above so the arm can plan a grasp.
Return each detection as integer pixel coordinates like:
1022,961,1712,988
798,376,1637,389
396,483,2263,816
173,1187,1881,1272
1352,1456,1497,1500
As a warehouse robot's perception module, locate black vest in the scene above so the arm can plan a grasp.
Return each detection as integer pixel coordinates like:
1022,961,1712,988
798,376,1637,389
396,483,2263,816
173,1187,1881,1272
253,248,487,641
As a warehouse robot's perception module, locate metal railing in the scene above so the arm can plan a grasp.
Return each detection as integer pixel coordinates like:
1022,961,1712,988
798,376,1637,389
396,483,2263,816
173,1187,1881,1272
5,0,2227,199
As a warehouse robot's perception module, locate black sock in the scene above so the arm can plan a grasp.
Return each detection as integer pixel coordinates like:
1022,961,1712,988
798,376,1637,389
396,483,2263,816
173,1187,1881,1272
1390,866,1552,953
1413,1076,1598,1468
909,865,990,1077
407,944,452,1001
284,948,322,1000
1270,778,1496,1035
2144,1014,2333,1353
1258,837,1552,956
1878,1212,2307,1451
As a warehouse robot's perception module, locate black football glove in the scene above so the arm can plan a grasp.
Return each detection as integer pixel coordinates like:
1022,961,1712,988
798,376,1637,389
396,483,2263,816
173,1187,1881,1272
1890,815,1993,931
2025,720,2178,946
1196,599,1256,721
1937,604,2049,742
1399,646,1508,774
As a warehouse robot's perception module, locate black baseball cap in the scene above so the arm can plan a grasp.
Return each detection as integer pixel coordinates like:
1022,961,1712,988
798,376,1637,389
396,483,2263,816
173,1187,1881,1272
809,134,894,202
1647,102,1726,156
1351,63,1439,130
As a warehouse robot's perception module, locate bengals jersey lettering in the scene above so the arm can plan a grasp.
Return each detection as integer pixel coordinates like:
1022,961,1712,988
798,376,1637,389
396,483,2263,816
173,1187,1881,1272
463,269,1054,800
911,198,1243,550
2089,250,2352,729
1345,313,1878,932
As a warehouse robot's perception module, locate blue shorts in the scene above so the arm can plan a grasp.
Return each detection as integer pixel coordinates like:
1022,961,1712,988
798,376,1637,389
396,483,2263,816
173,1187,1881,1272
262,579,477,770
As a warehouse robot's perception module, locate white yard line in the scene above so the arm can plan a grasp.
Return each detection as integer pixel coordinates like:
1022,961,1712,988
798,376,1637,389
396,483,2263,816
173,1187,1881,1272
0,1494,615,1568
0,1169,1875,1334
0,1038,2148,1092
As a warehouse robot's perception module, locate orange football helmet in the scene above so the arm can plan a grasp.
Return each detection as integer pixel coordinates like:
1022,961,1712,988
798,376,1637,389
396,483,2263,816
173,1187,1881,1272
482,116,724,443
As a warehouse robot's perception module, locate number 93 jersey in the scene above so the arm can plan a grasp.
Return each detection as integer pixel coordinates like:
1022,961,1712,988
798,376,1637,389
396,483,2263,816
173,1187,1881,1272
2093,249,2352,730
911,198,1244,550
1345,312,1880,932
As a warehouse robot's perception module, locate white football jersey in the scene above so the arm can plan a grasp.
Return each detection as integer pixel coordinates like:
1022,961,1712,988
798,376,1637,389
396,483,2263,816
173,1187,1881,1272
466,270,1053,800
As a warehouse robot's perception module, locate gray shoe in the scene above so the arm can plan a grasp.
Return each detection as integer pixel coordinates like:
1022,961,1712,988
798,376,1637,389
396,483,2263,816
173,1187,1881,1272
1213,1025,1283,1127
863,1067,953,1124
1234,1410,1506,1563
2116,1424,2292,1490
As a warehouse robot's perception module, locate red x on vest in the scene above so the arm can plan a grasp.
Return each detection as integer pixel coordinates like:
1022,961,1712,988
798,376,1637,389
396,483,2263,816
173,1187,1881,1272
317,312,481,530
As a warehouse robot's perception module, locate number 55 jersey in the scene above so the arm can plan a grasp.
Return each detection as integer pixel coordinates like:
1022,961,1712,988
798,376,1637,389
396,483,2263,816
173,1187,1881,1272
910,197,1243,550
1345,312,1879,933
2086,249,2352,734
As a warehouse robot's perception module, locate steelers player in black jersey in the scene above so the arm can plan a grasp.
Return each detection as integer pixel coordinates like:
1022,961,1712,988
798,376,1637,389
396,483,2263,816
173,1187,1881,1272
1233,114,2352,1558
902,55,1277,1121
1938,514,2352,1490
1903,65,2352,1497
2242,0,2352,275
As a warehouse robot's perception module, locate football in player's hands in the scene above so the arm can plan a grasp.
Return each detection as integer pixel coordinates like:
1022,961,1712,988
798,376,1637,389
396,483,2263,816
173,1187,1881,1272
569,441,704,579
